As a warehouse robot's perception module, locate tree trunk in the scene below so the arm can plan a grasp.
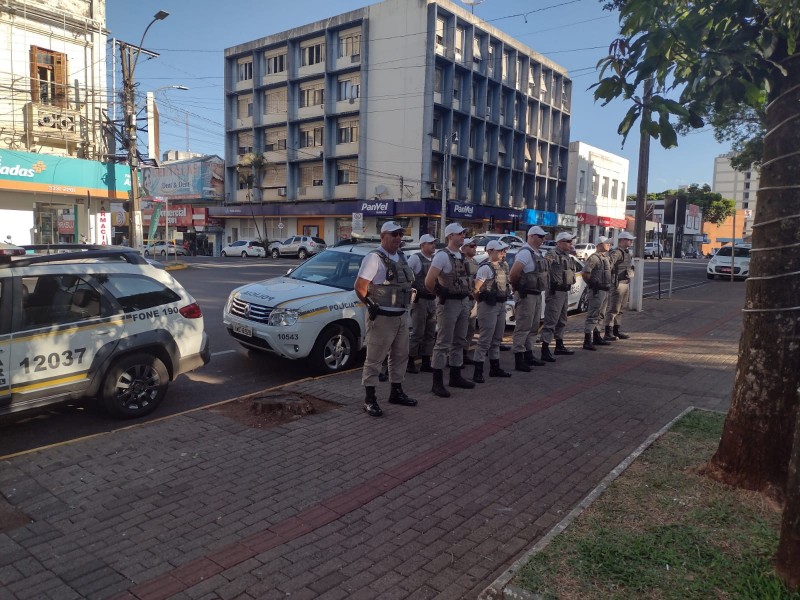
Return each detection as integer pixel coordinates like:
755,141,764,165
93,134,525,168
705,52,800,502
776,393,800,590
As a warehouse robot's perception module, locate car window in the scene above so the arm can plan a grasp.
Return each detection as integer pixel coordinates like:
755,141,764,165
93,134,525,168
96,273,181,313
312,237,326,244
715,247,749,258
251,241,264,248
19,274,107,330
287,251,365,290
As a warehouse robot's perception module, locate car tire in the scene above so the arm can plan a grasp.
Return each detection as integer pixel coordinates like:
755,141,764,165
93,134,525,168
241,251,248,258
271,249,280,258
577,287,590,313
100,353,169,419
144,249,150,256
160,250,167,257
221,251,228,257
298,248,308,260
310,324,357,373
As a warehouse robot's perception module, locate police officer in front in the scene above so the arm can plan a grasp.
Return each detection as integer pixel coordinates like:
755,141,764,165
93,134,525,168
604,231,635,341
471,240,513,383
540,231,577,361
406,234,438,373
581,236,613,351
354,221,417,417
509,226,550,371
424,222,475,397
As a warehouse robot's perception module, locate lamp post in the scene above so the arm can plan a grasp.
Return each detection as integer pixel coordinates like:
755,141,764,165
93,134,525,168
145,85,188,161
441,132,458,237
121,10,170,253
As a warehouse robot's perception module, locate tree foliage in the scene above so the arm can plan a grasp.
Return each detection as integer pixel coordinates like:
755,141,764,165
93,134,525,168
675,184,735,225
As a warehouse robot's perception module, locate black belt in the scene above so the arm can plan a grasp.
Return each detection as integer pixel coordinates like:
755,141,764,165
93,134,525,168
376,308,406,317
520,290,541,295
444,293,468,300
618,275,629,281
417,292,436,300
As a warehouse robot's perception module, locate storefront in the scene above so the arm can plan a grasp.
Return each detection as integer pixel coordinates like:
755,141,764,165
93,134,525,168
575,212,628,243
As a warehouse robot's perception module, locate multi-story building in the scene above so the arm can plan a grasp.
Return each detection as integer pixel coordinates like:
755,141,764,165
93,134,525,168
565,141,629,243
215,0,573,244
0,0,129,245
712,153,759,237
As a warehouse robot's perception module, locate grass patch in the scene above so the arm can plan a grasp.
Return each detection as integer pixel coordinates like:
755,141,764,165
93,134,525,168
512,410,800,600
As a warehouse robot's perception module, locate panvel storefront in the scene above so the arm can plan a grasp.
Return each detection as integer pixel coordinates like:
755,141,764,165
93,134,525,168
0,149,131,245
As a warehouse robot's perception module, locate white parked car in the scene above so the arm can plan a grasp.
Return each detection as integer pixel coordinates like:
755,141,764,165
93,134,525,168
269,235,327,259
644,241,664,259
470,233,525,254
221,239,266,258
144,241,187,257
707,245,751,280
573,243,596,260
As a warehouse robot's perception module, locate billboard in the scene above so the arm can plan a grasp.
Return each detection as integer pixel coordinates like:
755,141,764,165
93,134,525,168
140,156,224,201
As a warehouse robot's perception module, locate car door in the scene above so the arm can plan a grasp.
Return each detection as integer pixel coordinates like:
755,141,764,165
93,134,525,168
0,275,12,410
282,237,299,256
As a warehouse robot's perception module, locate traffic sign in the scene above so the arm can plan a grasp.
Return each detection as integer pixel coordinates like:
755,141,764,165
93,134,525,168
352,212,363,233
277,222,284,230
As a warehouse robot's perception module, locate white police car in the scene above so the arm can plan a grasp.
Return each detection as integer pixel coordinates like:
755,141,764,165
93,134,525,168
0,244,210,419
224,243,379,373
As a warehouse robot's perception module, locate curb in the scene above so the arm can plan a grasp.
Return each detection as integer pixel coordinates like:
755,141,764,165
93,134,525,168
164,262,189,271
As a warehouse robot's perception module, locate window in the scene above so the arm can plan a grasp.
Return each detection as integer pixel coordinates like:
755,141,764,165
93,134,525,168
592,173,599,196
436,17,445,47
301,41,325,66
266,51,286,74
602,176,610,198
29,46,68,107
264,163,287,187
265,127,287,151
516,58,524,90
487,45,495,77
237,95,253,119
471,81,478,108
265,88,287,114
620,182,626,200
611,179,618,200
21,275,106,328
337,119,359,144
469,127,476,149
100,273,181,313
434,68,443,94
455,27,465,59
579,170,586,193
339,32,361,58
472,36,482,61
299,81,325,107
300,164,324,186
338,75,360,101
502,52,511,82
237,60,253,82
337,161,358,185
432,115,442,141
300,125,324,148
237,132,254,155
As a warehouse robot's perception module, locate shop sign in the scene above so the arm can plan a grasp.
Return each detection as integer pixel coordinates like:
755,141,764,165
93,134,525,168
140,156,224,201
94,201,112,245
359,200,394,216
141,204,208,227
557,213,578,228
57,217,75,234
520,209,558,227
448,201,477,219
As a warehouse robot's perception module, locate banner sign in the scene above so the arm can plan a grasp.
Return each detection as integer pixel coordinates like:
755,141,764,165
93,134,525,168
140,156,224,201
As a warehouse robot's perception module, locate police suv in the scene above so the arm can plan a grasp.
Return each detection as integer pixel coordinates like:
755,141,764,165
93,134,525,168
224,243,382,373
0,244,210,419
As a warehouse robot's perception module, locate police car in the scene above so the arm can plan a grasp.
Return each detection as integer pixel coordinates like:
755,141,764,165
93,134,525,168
0,244,210,419
224,243,385,373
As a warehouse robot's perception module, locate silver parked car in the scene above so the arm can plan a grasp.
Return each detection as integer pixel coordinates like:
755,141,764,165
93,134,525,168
221,239,266,258
269,235,327,259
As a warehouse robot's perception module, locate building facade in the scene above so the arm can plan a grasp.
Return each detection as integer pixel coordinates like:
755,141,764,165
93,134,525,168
712,153,758,238
564,141,629,243
217,0,573,244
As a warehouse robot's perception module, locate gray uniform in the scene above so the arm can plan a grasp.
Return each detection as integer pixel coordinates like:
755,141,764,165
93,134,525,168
512,244,549,353
408,252,437,359
541,248,576,344
464,258,478,348
358,249,414,386
605,247,633,327
583,251,613,334
473,261,510,362
431,248,472,370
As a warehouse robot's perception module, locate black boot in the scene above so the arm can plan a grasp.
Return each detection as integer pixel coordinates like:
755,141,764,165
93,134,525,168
406,357,420,374
604,326,617,342
489,359,512,378
388,383,417,406
613,325,630,340
420,356,434,372
541,343,556,363
363,386,382,417
449,366,475,389
555,339,574,355
524,349,545,367
472,362,485,384
431,369,451,397
583,332,596,351
593,329,611,346
515,352,532,372
463,350,476,366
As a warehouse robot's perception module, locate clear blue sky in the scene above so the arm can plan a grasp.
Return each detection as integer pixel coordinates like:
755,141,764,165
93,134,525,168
106,0,730,194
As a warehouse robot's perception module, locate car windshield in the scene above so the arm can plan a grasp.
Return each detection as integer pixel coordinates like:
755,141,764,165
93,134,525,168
470,235,493,246
250,241,264,248
312,237,326,244
715,246,750,258
286,250,365,290
575,244,589,249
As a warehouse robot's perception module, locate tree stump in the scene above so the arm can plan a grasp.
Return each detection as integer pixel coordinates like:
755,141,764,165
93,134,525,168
250,393,314,418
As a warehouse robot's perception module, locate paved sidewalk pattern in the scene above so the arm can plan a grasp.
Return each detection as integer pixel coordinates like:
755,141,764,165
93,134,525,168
0,282,744,600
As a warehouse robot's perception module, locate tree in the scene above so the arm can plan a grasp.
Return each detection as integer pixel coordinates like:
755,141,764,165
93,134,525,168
593,0,800,587
674,184,735,225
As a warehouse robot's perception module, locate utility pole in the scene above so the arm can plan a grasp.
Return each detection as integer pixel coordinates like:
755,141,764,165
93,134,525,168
442,132,458,237
630,78,653,311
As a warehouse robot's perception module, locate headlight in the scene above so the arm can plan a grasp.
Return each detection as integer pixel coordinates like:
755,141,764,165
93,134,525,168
268,308,299,326
225,293,237,313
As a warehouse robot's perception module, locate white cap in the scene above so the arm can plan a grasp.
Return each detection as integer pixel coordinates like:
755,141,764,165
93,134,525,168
419,234,437,244
381,221,403,233
486,240,509,251
597,236,611,244
444,222,466,236
460,237,475,249
527,226,547,237
618,231,636,240
556,232,574,242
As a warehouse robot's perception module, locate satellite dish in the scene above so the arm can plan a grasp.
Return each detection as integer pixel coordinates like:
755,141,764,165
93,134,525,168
462,0,485,12
374,185,389,198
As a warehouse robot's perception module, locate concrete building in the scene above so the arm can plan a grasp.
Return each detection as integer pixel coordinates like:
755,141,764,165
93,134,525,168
565,141,629,243
216,0,573,244
712,152,758,237
0,0,127,245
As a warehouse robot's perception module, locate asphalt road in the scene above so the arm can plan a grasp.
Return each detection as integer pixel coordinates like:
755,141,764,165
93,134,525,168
0,254,715,457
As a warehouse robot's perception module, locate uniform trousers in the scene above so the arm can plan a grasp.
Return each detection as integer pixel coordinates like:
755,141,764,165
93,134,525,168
473,300,506,362
409,297,436,358
511,291,543,353
541,290,569,344
604,280,630,327
466,298,477,348
584,288,609,334
431,297,471,370
361,312,410,387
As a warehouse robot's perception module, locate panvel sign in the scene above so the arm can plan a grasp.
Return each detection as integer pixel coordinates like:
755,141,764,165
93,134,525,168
0,149,131,199
140,156,224,201
359,199,395,216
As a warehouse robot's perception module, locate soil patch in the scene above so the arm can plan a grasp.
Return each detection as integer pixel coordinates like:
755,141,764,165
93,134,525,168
207,391,340,429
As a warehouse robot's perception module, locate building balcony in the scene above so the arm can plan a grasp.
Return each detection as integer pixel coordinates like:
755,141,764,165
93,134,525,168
234,79,252,92
332,142,358,157
297,185,324,200
263,149,287,163
232,116,253,130
297,104,325,120
234,188,253,202
334,183,358,198
334,98,360,114
298,62,326,78
262,72,287,87
264,111,286,126
334,54,361,70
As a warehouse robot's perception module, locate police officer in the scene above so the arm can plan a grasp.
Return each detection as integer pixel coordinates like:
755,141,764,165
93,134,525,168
540,231,577,361
354,221,417,417
471,240,513,382
424,222,475,397
461,237,479,365
407,234,438,373
604,231,635,341
581,236,613,351
509,226,549,371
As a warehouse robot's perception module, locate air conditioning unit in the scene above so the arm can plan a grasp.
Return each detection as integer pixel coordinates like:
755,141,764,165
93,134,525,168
298,186,308,195
277,187,287,196
312,179,323,186
351,54,360,63
25,103,81,142
431,183,442,193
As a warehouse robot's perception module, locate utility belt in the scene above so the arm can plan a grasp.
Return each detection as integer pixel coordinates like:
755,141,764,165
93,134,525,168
376,308,406,317
516,289,541,298
589,282,611,292
617,274,630,281
441,292,469,301
550,283,572,293
478,293,509,305
415,290,437,301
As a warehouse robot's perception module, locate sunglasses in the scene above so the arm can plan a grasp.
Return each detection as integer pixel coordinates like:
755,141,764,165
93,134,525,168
466,244,477,248
388,231,404,237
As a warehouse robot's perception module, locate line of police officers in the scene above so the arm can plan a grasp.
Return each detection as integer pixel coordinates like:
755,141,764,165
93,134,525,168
354,221,635,417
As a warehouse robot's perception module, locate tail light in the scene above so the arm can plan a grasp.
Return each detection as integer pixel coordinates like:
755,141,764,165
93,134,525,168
179,302,203,319
310,241,315,246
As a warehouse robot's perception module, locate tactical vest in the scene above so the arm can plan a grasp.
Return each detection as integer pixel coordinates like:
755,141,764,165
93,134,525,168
413,253,437,299
549,249,576,292
436,249,471,298
610,247,634,282
586,252,613,290
478,261,511,303
367,250,415,308
518,247,549,293
464,258,479,287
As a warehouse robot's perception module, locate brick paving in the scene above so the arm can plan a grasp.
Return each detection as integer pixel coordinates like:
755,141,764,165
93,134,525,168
0,281,745,600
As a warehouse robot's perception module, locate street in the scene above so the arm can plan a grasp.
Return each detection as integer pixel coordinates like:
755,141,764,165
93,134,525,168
0,255,715,457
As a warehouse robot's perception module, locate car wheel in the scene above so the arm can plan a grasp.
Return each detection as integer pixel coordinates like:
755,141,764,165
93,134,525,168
241,251,248,258
221,251,228,257
577,288,590,313
271,248,280,258
160,250,167,257
100,353,169,418
311,324,357,373
298,248,308,260
144,249,150,256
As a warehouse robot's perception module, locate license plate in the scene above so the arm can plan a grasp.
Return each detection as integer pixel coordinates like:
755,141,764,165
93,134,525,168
719,267,731,273
233,323,252,337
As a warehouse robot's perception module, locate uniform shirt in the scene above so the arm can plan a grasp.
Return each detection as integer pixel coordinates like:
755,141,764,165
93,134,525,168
430,248,463,273
407,252,434,275
475,263,496,284
514,243,542,273
357,247,405,313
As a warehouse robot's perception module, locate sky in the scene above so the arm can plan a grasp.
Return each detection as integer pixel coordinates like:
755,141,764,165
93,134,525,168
105,0,732,194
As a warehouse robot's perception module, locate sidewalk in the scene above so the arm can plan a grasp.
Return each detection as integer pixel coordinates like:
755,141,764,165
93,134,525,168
0,282,745,600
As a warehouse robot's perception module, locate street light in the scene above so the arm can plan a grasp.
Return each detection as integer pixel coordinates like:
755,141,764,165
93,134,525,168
441,132,458,237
